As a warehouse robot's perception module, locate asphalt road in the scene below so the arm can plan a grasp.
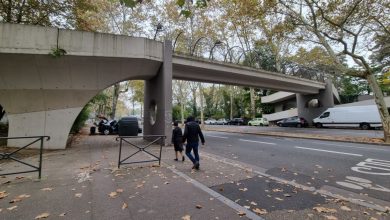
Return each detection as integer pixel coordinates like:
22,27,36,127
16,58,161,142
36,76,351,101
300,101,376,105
207,125,384,138
202,130,390,203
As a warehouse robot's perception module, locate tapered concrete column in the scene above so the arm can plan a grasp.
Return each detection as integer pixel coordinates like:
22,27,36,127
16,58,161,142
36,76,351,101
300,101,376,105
7,108,83,149
143,41,172,144
297,79,334,125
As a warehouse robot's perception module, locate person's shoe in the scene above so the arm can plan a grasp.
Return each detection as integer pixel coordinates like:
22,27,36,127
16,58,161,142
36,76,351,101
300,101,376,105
195,161,200,170
182,156,185,162
174,158,178,161
192,164,196,169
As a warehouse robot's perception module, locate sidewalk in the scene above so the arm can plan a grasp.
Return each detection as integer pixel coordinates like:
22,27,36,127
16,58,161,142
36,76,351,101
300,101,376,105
0,133,388,220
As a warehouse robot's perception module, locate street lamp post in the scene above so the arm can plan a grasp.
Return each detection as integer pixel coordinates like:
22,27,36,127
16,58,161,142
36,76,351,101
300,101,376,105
172,31,184,53
209,40,223,60
191,36,206,55
153,23,163,40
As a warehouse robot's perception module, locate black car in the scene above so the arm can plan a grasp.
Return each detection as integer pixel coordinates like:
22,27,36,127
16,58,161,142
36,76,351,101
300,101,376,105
228,118,245,126
276,116,308,128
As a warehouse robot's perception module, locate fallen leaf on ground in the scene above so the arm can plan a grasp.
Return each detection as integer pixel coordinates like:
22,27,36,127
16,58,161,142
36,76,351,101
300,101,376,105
59,213,66,217
109,192,118,198
363,211,370,215
7,206,17,211
244,206,250,209
122,203,128,210
283,193,291,197
35,212,50,219
182,214,191,220
324,215,338,220
250,201,257,206
116,189,124,193
313,207,337,213
281,167,286,172
237,211,246,216
253,208,267,215
196,205,202,209
0,191,9,199
340,206,351,211
239,188,248,192
75,193,82,198
272,188,283,192
41,188,53,191
275,197,284,201
369,218,378,220
307,213,314,218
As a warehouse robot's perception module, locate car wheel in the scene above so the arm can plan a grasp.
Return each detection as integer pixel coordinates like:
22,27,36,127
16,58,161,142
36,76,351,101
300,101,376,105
360,123,370,130
103,129,110,135
248,123,252,126
315,123,322,128
296,123,302,128
260,123,263,126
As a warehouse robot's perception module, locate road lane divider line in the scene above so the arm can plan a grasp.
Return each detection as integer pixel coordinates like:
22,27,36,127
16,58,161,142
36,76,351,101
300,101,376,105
294,146,363,157
206,135,228,139
309,142,390,152
239,139,276,145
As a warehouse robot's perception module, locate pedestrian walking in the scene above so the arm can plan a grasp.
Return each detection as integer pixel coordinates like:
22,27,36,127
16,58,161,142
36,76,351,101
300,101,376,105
171,121,185,161
183,116,205,170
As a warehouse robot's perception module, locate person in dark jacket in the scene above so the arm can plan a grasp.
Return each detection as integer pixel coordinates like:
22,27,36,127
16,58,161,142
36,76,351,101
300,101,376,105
171,121,185,161
183,116,205,170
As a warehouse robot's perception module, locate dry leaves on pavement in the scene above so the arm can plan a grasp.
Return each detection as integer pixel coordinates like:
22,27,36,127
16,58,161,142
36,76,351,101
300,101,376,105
7,206,17,211
196,205,202,209
41,188,53,191
9,194,30,203
340,206,351,211
122,203,128,210
75,193,82,198
35,212,50,219
237,211,246,216
109,192,118,198
253,208,267,215
0,191,9,199
313,206,337,214
324,215,338,220
182,214,191,220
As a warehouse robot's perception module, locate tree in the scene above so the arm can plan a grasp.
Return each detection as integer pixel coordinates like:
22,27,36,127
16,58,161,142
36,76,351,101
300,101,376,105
279,0,390,142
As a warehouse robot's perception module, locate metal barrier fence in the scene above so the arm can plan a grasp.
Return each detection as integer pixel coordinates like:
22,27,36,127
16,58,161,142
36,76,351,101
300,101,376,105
0,136,50,179
116,135,166,168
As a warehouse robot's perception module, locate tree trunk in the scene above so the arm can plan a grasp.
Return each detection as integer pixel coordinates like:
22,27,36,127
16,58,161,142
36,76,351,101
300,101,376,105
110,83,120,119
250,87,256,119
198,83,205,128
230,86,233,120
366,74,390,143
181,102,185,127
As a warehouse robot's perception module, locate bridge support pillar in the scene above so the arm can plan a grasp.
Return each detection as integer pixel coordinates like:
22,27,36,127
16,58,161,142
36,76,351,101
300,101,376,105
143,41,172,144
6,107,83,149
296,79,334,125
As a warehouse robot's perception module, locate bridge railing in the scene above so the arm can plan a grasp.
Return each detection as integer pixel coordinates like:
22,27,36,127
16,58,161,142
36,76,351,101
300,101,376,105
0,136,50,179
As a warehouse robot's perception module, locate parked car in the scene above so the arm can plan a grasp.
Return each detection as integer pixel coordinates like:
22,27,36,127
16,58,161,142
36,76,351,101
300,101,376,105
248,118,269,126
228,118,245,126
204,118,217,125
276,116,308,128
215,118,228,125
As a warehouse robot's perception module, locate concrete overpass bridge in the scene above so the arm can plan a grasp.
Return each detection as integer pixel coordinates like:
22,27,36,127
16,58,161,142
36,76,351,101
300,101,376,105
0,23,333,149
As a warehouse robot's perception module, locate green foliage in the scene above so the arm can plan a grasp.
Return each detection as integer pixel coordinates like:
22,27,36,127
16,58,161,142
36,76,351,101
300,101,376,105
172,104,182,122
120,0,140,8
49,48,67,58
71,106,91,133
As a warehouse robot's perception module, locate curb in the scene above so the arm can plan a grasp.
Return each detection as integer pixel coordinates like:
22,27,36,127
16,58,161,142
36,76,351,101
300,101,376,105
204,129,390,147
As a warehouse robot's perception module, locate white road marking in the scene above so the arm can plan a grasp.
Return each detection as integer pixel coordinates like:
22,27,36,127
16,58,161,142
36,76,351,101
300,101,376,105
294,146,363,157
239,139,276,145
310,142,390,152
206,135,228,139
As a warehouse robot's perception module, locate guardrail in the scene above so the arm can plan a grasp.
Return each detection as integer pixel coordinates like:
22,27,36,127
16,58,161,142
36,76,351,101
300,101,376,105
116,135,165,168
0,136,50,179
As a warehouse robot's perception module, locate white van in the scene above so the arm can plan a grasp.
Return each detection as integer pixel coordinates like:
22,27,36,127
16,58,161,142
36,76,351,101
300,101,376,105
313,105,382,130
